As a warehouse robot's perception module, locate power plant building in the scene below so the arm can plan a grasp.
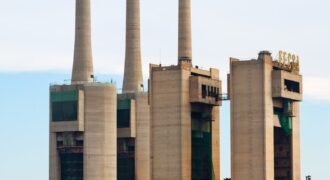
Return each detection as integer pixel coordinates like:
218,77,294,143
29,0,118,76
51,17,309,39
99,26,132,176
228,51,302,180
117,0,151,180
149,0,221,179
49,0,117,179
48,0,304,179
149,62,221,180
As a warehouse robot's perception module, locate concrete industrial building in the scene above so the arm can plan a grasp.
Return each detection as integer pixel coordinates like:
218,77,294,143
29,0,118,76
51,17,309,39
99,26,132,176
149,0,221,179
48,0,304,179
117,0,151,180
49,0,117,179
228,51,302,180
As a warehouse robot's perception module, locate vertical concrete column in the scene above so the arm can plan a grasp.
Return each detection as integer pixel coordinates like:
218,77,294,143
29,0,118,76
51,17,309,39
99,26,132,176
72,0,94,83
84,84,117,180
292,102,301,180
212,107,220,180
178,0,192,63
135,93,151,180
123,0,144,93
49,133,60,180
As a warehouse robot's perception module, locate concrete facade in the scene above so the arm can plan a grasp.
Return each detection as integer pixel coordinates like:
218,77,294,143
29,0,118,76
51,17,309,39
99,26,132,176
118,0,151,179
135,94,151,180
47,0,308,179
148,0,221,178
149,62,221,180
117,93,151,180
50,0,117,179
49,84,117,180
229,51,302,180
84,85,117,179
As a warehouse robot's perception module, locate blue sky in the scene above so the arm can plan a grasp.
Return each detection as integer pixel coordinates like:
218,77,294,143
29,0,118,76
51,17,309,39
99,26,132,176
0,0,329,179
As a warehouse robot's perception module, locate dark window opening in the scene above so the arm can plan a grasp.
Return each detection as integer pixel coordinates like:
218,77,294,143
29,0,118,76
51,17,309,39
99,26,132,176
76,140,84,146
117,109,131,128
284,79,300,93
63,132,75,146
60,152,83,180
191,104,214,179
57,141,63,147
202,85,207,98
118,138,135,180
191,117,213,180
274,127,292,180
52,101,78,122
57,132,84,149
191,112,212,121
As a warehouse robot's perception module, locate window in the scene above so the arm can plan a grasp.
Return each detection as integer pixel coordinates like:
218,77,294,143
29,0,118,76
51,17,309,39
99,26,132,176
60,152,83,180
202,85,207,98
117,138,135,180
202,85,219,98
52,101,78,121
284,79,300,93
63,132,75,146
117,109,130,128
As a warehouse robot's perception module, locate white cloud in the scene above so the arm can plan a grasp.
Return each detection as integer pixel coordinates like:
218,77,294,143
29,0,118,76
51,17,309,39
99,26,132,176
304,77,330,102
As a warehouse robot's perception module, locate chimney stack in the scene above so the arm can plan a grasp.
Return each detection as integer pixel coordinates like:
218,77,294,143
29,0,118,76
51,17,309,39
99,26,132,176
178,0,192,64
122,0,144,93
71,0,94,84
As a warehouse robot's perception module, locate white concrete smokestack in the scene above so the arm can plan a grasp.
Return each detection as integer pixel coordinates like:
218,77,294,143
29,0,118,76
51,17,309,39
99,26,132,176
178,0,192,64
71,0,94,84
122,0,144,93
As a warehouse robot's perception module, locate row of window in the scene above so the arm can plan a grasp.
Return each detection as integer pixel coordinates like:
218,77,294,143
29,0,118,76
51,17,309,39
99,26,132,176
52,100,132,129
284,79,300,93
202,84,220,98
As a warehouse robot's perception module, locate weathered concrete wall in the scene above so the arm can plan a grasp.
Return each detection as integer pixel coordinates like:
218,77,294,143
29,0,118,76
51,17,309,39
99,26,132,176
135,93,151,180
272,70,303,101
230,52,301,180
150,67,192,180
292,102,301,180
49,133,60,180
230,57,274,180
84,84,117,180
212,106,220,180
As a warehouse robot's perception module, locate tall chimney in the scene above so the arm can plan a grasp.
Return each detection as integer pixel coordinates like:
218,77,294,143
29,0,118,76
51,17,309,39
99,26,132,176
122,0,144,93
71,0,94,84
178,0,192,64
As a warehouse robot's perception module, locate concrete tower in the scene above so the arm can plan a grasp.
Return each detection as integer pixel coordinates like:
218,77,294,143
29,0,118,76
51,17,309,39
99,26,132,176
49,1,117,179
117,1,151,180
229,51,302,180
71,0,94,83
178,0,192,63
149,0,221,179
122,0,143,93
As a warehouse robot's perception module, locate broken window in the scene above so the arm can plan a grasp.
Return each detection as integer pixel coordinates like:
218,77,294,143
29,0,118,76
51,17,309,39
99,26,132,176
284,79,300,93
